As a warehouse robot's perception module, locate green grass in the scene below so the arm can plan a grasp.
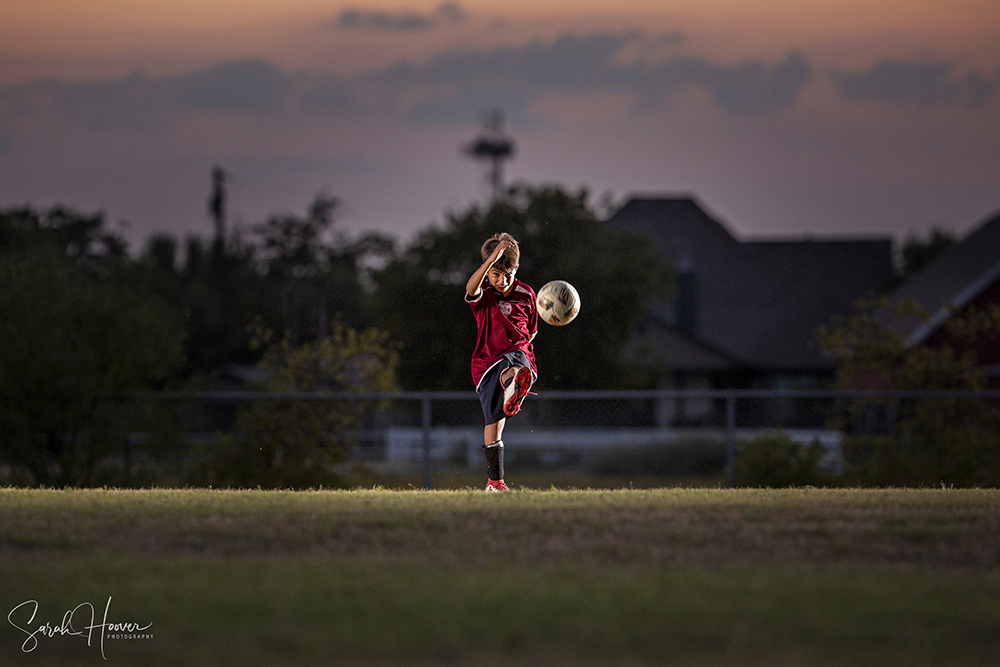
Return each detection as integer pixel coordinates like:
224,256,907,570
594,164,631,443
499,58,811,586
378,468,727,490
2,488,1000,666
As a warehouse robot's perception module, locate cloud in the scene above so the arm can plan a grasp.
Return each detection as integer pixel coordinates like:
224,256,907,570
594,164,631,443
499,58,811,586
336,2,467,32
381,32,812,122
832,59,1000,108
53,71,169,131
298,75,360,114
380,32,632,123
634,52,811,114
0,59,295,131
173,60,291,113
0,33,813,135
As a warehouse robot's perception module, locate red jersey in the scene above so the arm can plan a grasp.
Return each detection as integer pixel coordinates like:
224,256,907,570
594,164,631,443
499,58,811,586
466,279,538,390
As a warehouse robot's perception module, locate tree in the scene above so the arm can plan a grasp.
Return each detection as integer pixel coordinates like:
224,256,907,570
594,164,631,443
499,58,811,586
0,197,390,486
0,205,128,274
140,194,392,378
894,227,956,284
372,184,671,390
169,234,267,374
817,295,1000,487
251,194,392,341
200,321,398,489
0,245,184,486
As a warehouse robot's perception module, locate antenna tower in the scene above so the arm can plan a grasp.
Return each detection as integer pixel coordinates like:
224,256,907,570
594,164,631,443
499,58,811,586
463,110,515,201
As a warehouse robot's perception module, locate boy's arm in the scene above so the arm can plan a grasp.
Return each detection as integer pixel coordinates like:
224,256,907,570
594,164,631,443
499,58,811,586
528,286,538,343
465,240,512,297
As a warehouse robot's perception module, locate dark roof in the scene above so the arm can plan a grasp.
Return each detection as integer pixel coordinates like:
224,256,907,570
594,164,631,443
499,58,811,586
885,209,1000,345
623,315,737,372
608,196,894,371
731,239,894,368
605,196,739,270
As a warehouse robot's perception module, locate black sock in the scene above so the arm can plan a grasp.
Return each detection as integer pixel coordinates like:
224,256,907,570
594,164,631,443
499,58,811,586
483,440,504,481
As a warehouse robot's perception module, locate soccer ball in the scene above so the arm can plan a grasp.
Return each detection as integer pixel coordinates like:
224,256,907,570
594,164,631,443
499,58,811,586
536,280,580,326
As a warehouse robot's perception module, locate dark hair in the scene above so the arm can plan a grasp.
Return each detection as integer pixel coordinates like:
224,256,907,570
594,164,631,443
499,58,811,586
481,232,520,271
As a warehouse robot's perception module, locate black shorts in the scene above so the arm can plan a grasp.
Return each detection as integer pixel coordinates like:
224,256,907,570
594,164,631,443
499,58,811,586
477,350,535,425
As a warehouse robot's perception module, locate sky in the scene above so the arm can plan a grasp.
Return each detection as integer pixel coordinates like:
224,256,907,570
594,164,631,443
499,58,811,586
1,0,999,252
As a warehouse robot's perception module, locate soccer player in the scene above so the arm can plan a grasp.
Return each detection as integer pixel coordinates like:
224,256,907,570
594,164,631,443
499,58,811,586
465,232,537,492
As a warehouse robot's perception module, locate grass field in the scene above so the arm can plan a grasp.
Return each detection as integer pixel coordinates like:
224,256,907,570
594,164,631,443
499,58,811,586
2,487,999,666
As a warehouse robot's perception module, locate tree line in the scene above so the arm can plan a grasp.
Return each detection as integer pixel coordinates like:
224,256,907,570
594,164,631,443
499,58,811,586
0,184,669,486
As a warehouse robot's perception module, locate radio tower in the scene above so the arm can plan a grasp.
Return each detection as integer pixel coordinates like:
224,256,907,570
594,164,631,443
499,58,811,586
463,110,515,201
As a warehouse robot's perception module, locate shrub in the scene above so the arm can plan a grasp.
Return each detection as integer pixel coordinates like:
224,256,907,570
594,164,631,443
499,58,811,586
818,296,1000,487
196,323,398,489
735,432,838,488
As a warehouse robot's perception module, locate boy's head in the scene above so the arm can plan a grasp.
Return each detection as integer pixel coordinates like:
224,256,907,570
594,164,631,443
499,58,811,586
481,232,519,272
481,232,520,296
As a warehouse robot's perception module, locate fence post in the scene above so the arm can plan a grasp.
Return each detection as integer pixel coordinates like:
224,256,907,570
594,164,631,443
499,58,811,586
123,435,131,487
725,391,737,488
421,393,432,490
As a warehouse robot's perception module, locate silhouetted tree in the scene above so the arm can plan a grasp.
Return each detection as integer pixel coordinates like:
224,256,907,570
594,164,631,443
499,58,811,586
168,233,265,374
0,205,127,274
0,208,184,486
133,194,390,378
0,196,393,485
895,227,956,282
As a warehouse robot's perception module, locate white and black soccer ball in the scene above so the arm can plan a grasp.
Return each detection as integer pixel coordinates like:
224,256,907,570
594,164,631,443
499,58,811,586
536,280,580,326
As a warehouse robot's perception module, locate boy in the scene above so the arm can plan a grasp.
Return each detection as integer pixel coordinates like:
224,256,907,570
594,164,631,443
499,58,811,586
465,232,537,492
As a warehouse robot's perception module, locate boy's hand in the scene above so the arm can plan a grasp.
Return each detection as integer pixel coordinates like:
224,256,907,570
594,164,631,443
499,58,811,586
489,240,512,265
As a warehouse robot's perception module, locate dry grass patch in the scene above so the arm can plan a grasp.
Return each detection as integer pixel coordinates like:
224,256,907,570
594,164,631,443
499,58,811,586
1,487,998,568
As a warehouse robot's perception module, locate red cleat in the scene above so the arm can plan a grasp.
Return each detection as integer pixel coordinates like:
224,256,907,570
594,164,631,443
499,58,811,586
485,479,509,492
502,366,533,416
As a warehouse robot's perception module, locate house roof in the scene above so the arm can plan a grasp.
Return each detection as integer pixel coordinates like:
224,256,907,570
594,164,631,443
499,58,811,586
608,196,894,371
623,315,737,372
732,239,894,368
884,209,1000,346
604,196,739,271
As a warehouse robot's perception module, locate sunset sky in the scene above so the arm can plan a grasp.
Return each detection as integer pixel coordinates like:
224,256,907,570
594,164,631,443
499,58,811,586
1,0,998,250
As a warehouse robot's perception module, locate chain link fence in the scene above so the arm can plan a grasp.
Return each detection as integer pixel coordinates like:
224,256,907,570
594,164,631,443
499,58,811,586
96,388,1000,489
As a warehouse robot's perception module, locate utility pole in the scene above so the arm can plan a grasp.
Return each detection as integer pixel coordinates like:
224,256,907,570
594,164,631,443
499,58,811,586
208,165,227,255
462,110,515,201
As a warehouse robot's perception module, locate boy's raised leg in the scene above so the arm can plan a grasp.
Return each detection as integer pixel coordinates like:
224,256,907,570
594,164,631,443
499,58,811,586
502,366,533,416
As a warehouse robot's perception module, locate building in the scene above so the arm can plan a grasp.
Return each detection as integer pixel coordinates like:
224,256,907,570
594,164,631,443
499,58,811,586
606,196,894,424
882,208,1000,385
